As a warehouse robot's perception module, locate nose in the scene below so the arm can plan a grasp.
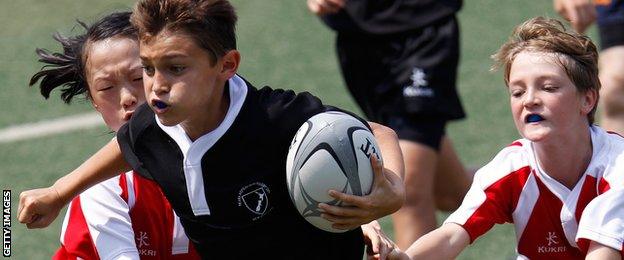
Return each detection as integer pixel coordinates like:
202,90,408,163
152,71,170,95
523,89,540,108
120,85,138,110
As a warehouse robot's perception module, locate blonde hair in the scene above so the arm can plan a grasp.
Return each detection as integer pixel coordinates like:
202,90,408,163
492,17,600,123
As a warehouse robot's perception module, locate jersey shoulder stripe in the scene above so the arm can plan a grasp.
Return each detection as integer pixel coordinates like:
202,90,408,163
446,142,532,242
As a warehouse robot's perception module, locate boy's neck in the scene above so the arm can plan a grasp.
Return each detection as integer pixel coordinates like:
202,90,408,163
533,126,593,190
182,81,231,141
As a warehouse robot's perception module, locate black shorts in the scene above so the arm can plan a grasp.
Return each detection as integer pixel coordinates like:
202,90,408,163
596,0,624,49
387,115,447,150
335,16,465,150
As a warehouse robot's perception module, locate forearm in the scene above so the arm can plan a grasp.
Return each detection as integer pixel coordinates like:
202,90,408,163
586,241,621,260
53,138,130,204
405,223,470,259
368,122,404,179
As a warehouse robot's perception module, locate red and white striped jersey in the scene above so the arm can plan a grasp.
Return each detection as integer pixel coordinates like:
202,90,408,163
576,187,624,256
52,171,200,260
445,126,624,259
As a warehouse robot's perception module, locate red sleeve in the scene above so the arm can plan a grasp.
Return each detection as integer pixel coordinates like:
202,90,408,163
53,196,99,260
460,166,530,242
444,146,531,243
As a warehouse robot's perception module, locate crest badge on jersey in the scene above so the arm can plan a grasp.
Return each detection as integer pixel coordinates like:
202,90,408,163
537,231,566,254
237,182,270,218
135,231,157,257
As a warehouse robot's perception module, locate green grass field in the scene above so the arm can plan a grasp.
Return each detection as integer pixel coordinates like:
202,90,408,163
0,0,599,259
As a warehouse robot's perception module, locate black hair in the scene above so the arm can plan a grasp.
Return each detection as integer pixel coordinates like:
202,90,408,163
29,11,137,103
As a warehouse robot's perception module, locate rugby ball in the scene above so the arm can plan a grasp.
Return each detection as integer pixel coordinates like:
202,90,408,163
286,111,382,233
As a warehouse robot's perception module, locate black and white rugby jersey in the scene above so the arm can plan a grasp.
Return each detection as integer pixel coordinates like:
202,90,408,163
117,75,364,259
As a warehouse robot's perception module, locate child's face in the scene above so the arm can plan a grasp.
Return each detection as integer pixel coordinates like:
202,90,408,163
508,51,596,142
139,31,233,128
86,37,145,132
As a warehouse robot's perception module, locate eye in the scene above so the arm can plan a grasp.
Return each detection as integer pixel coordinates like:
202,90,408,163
132,77,143,82
142,65,154,77
543,85,558,92
510,89,524,98
99,86,113,91
170,65,186,74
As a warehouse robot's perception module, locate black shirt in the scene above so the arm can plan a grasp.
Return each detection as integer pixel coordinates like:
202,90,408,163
117,76,364,259
322,0,462,35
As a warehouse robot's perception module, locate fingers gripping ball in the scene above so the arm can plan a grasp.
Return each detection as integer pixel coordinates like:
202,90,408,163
286,111,382,232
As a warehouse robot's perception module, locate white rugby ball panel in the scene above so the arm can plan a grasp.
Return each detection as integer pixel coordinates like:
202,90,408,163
299,148,349,202
286,120,311,190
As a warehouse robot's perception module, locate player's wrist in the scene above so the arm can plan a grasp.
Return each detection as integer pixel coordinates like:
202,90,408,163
51,179,73,206
384,180,405,214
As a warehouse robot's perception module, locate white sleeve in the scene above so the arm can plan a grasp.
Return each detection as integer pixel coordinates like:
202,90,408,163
79,175,140,260
444,145,527,242
110,252,141,260
577,188,624,251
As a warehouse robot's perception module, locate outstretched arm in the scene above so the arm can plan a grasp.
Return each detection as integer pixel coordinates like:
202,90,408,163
319,122,405,230
586,241,621,260
403,223,470,259
18,138,130,229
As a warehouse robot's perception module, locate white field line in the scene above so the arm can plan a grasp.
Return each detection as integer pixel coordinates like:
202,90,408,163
0,112,104,143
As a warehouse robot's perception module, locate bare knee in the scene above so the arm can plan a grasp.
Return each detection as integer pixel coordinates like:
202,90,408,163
402,184,436,210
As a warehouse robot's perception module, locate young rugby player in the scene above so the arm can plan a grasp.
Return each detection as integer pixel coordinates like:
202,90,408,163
308,0,471,248
19,0,405,258
30,11,200,259
389,17,624,259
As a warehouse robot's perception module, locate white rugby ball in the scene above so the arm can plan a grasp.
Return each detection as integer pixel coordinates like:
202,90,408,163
286,111,382,233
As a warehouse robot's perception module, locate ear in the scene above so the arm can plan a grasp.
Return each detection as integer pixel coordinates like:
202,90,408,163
89,97,100,111
580,89,598,115
218,50,240,80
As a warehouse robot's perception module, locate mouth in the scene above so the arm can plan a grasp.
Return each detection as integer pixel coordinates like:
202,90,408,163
151,99,169,113
525,114,544,123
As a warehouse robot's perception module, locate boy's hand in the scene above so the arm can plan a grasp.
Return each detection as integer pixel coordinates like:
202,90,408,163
307,0,346,16
362,220,399,260
318,156,405,230
18,187,65,229
554,0,596,33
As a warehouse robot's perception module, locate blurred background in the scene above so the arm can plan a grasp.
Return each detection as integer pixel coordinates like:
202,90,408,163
0,0,598,258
